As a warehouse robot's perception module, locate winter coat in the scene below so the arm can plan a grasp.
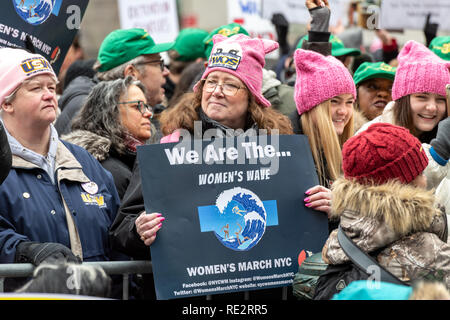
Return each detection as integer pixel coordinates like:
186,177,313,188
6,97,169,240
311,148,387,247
0,140,120,263
61,130,136,200
356,101,450,191
55,76,98,136
322,177,450,288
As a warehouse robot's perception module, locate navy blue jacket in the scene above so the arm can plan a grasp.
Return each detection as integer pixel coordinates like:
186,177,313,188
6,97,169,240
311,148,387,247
0,141,120,263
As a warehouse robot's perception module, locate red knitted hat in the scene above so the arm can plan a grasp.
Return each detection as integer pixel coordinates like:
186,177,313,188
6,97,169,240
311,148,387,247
342,123,429,185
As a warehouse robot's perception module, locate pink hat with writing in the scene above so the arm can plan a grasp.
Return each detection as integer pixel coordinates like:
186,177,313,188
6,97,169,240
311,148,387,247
392,40,450,101
193,34,279,107
293,48,356,115
0,48,56,105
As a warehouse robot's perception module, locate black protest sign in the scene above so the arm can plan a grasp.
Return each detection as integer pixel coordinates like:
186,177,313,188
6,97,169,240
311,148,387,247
0,0,89,74
137,134,329,300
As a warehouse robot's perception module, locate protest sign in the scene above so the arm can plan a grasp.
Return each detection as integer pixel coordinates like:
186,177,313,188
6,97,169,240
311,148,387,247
227,0,278,59
117,0,179,44
227,0,276,41
0,0,89,75
261,0,351,28
380,0,450,32
137,134,329,300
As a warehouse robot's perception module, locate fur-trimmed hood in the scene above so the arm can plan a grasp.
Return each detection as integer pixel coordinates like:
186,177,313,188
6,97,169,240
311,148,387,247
323,177,447,265
330,177,439,235
61,130,112,162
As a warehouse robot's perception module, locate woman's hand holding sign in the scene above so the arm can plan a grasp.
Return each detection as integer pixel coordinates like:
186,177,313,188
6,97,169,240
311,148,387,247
304,185,332,218
135,212,165,246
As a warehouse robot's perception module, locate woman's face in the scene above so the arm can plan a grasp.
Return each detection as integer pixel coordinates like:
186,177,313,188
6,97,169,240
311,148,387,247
357,78,393,120
118,84,152,142
201,71,249,130
409,93,447,134
4,74,58,128
330,93,354,136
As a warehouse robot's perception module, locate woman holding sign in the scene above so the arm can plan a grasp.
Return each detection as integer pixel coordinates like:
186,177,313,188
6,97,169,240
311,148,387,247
110,33,294,300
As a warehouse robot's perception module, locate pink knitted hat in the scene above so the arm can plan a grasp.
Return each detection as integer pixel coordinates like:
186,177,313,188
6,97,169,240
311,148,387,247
294,49,356,115
392,40,450,101
193,34,279,107
0,48,56,105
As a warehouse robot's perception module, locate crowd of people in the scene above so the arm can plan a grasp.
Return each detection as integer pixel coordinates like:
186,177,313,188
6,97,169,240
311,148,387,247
0,0,449,300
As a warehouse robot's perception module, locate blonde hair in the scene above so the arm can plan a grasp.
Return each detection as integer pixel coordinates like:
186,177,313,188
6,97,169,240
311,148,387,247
301,100,354,185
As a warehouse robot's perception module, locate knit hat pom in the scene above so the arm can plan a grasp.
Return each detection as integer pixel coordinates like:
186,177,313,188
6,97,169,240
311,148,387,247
342,123,429,185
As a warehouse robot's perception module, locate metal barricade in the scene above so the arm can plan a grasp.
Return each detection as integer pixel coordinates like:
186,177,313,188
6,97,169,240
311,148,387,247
0,260,152,300
0,261,289,300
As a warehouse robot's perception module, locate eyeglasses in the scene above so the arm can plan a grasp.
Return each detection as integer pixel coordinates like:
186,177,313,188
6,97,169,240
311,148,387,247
117,100,153,118
202,79,244,96
134,59,165,72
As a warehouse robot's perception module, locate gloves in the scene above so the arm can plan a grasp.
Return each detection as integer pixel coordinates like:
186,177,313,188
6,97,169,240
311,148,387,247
309,6,330,33
431,117,450,161
271,13,290,55
15,241,81,266
424,13,439,47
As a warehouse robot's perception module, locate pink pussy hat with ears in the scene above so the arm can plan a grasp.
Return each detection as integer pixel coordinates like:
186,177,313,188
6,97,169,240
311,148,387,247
293,49,356,115
0,47,56,106
193,33,279,107
392,40,450,101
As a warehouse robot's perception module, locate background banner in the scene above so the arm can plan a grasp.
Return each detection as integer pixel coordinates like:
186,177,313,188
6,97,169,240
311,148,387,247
138,135,329,300
117,0,179,44
380,0,450,32
0,0,89,75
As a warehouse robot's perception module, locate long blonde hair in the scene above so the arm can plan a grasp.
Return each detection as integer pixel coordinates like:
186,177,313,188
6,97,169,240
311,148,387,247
301,100,354,185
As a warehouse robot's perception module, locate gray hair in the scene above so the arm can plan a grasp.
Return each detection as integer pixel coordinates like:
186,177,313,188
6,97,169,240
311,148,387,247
93,55,148,81
71,76,147,154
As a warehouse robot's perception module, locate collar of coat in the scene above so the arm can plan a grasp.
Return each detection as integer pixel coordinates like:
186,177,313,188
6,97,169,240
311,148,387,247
61,130,112,162
12,140,91,184
330,176,439,235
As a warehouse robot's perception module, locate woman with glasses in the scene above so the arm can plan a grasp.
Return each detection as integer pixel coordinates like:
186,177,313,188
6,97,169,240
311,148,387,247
62,76,154,199
109,34,293,299
159,34,293,141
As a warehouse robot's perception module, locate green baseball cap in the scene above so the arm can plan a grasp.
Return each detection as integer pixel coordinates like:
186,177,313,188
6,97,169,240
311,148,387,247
353,62,396,86
297,34,361,57
172,28,209,61
429,36,450,61
97,28,175,72
203,23,249,59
